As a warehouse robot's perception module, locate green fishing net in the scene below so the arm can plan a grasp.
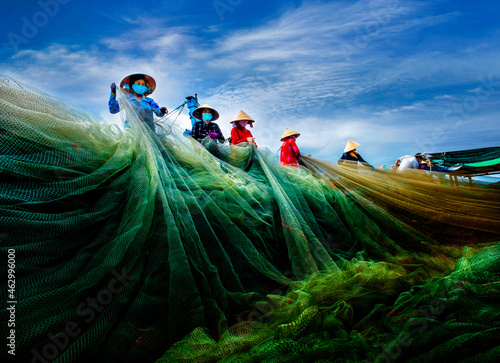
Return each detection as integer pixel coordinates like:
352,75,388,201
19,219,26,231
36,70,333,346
0,77,499,362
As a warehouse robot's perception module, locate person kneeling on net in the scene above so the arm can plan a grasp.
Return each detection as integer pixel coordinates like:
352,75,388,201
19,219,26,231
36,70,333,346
109,73,168,133
191,104,225,142
280,128,301,167
337,140,374,170
230,110,257,148
393,153,425,172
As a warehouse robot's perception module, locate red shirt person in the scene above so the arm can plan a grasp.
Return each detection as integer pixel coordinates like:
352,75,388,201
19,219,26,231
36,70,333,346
280,128,301,167
230,110,257,147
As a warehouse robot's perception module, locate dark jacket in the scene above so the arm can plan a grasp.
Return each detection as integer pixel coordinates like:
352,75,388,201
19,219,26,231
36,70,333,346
338,151,373,168
191,121,225,142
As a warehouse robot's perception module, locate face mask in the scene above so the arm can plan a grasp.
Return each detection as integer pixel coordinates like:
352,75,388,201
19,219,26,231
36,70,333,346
202,113,212,121
132,84,148,95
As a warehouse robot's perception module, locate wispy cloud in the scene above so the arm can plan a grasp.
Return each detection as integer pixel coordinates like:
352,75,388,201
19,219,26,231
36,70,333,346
1,0,499,163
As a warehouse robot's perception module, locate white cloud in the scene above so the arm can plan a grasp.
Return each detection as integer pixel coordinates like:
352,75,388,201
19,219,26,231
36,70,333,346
434,94,454,99
1,0,500,164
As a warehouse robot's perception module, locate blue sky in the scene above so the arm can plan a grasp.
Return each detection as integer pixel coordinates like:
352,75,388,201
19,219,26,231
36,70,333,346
1,0,500,168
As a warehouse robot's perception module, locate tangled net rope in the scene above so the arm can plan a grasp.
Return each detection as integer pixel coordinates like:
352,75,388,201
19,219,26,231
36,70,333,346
0,77,499,362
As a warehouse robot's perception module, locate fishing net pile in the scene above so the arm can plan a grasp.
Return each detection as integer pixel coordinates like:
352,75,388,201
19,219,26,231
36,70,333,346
0,77,499,362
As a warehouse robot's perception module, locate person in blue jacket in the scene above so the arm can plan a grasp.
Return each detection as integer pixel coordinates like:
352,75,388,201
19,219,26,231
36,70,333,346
109,73,168,133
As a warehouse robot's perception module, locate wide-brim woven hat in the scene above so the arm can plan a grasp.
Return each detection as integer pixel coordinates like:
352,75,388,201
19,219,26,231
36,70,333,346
120,73,156,96
193,104,220,121
344,140,361,152
280,128,300,142
230,110,255,123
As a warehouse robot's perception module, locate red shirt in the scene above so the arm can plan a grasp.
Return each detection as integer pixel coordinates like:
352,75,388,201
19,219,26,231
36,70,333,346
280,138,301,166
231,127,255,146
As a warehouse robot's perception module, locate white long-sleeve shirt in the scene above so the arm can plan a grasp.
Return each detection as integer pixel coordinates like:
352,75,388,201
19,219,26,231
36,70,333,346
397,155,419,171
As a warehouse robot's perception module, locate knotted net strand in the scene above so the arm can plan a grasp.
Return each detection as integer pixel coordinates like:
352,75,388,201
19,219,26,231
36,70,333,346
0,77,499,362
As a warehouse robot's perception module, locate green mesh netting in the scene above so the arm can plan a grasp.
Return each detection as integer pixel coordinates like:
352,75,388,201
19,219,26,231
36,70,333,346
462,158,500,168
0,77,499,362
429,147,500,166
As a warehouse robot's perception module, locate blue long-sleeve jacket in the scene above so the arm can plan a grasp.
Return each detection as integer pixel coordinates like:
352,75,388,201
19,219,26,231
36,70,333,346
186,97,199,128
109,92,163,132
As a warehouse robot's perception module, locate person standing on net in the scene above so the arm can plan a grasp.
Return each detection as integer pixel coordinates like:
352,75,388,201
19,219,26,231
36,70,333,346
230,110,257,148
338,140,374,169
109,73,168,133
280,128,301,167
191,104,225,142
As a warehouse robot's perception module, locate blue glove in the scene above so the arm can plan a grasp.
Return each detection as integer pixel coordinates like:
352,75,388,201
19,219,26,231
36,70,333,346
208,132,219,139
110,82,116,94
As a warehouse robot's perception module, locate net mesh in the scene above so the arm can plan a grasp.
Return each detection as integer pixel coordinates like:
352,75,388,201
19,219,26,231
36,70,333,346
428,147,500,166
0,77,499,362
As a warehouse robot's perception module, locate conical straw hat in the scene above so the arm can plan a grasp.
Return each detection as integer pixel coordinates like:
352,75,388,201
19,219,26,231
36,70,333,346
344,140,360,152
280,128,300,142
230,110,255,123
120,73,156,95
193,104,220,121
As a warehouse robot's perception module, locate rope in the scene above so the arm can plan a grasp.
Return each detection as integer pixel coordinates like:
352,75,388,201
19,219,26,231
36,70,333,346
155,102,186,125
154,102,187,135
169,103,186,126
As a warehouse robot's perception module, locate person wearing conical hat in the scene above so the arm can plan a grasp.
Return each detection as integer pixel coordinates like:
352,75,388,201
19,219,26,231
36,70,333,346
230,110,257,148
191,104,225,142
109,73,168,133
280,128,301,167
337,140,374,169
